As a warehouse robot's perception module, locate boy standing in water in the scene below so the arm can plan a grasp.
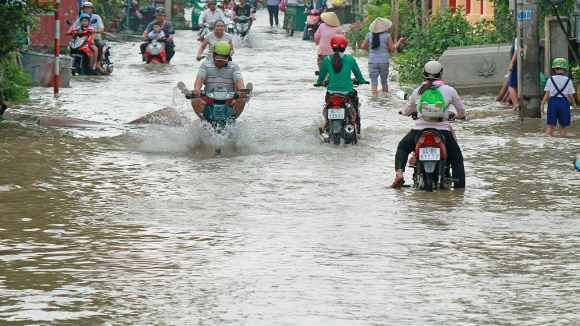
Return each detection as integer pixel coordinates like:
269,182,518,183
541,58,578,136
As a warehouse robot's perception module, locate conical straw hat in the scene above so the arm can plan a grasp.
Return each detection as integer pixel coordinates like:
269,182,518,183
369,17,392,33
321,12,340,27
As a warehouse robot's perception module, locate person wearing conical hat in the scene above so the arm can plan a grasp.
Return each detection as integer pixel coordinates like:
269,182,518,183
314,12,342,69
361,17,406,95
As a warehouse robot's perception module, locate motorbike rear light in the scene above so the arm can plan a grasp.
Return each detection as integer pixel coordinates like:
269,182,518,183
418,137,425,143
434,137,441,143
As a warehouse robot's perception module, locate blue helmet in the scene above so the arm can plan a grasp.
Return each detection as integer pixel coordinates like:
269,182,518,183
80,13,91,21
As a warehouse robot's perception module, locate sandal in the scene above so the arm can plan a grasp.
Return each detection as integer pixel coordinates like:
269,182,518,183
391,178,405,189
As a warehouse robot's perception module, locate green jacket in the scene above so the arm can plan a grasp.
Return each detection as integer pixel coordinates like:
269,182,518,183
317,53,366,92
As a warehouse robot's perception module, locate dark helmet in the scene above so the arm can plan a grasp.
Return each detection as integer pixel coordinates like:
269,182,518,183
208,0,217,4
330,35,347,50
156,7,166,15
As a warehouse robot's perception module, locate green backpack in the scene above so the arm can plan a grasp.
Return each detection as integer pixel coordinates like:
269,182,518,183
418,86,447,119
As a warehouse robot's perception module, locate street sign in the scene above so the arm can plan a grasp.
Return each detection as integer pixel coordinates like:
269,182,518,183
518,10,532,19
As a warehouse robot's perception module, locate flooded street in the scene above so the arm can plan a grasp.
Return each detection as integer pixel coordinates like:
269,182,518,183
2,10,580,325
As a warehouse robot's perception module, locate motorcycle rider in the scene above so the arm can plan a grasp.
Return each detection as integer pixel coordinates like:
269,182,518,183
305,0,327,12
198,0,227,41
68,2,106,73
140,7,175,62
231,0,256,28
392,60,466,188
191,41,247,119
315,35,366,132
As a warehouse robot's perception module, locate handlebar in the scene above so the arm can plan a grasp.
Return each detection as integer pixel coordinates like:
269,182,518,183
314,78,368,88
398,110,466,121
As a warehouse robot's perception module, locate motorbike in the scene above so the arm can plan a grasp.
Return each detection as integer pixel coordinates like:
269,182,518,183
234,15,251,38
144,31,175,64
315,79,367,145
177,81,252,155
117,1,156,32
144,38,167,64
224,10,235,34
198,22,214,41
401,111,465,191
303,9,322,40
66,22,114,75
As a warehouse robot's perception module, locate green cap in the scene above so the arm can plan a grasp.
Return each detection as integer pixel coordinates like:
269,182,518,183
552,58,569,70
214,41,231,56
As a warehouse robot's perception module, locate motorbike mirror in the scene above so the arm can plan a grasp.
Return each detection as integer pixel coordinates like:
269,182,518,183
170,30,176,34
314,71,319,76
575,154,580,172
176,81,192,97
66,20,72,25
91,18,97,24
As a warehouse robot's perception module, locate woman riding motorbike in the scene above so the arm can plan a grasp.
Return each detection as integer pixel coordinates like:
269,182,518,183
315,35,366,132
392,60,466,188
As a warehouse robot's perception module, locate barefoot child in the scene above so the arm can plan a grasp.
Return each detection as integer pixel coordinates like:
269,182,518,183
541,58,578,136
76,13,101,71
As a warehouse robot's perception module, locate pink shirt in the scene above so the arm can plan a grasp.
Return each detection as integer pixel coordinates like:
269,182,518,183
314,23,343,56
401,80,466,131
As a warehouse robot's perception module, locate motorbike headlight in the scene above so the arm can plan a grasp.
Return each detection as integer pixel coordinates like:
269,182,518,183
72,36,86,49
209,90,233,100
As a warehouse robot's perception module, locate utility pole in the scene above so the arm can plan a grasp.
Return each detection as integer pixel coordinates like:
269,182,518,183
516,0,541,119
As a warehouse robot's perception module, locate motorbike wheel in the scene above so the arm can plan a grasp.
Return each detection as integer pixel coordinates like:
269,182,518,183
309,30,314,39
285,17,294,37
423,171,434,192
333,133,341,145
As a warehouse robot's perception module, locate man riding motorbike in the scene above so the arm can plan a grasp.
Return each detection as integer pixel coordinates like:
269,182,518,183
140,7,175,62
198,0,227,41
67,2,106,73
191,41,247,119
231,0,256,28
392,60,466,188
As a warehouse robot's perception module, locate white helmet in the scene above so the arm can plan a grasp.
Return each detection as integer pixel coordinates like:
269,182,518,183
423,60,443,79
82,2,93,8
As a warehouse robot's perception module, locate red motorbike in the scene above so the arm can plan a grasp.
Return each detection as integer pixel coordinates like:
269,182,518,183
67,29,96,75
405,112,463,191
303,9,322,40
145,38,168,64
315,79,367,145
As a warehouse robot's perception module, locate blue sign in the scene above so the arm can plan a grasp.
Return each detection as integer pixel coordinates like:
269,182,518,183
517,10,532,19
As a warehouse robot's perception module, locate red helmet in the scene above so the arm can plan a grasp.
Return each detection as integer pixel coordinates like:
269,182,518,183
330,35,348,50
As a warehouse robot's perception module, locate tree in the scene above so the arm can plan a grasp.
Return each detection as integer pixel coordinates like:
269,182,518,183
0,0,54,101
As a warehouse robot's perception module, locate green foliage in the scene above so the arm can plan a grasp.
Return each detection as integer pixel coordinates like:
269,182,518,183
345,20,366,51
0,0,54,60
0,56,33,101
171,18,190,30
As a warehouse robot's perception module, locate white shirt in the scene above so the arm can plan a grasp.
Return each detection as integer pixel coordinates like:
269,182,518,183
198,9,227,25
544,74,575,98
402,80,466,131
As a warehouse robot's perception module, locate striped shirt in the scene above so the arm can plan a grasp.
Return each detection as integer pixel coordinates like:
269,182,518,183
197,60,243,92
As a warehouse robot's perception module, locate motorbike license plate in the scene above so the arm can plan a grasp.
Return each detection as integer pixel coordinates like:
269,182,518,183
328,108,345,120
419,147,440,161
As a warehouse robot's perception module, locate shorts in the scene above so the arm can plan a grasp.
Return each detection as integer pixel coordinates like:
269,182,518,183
368,63,390,86
547,97,571,126
508,62,517,88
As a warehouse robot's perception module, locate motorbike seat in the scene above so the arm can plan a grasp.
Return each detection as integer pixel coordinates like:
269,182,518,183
414,128,446,143
325,93,351,107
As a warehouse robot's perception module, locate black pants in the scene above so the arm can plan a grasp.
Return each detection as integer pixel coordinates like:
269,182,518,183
140,41,175,62
94,39,105,62
267,5,279,26
395,129,465,188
